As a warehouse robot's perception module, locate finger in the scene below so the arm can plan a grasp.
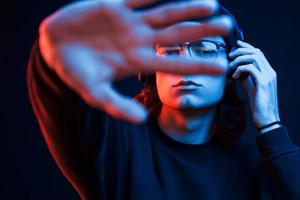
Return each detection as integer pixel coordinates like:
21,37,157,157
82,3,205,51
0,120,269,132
232,64,261,84
127,0,161,9
130,48,228,75
237,40,256,49
229,54,264,72
151,57,228,75
241,73,256,93
229,48,257,59
86,83,148,124
142,0,218,28
154,16,233,45
55,46,148,123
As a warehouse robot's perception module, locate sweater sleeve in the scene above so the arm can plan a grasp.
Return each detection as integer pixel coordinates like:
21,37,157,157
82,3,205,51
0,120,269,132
27,38,102,199
255,125,300,199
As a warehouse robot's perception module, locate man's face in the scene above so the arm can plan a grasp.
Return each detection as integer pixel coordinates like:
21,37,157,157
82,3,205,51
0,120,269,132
155,35,229,110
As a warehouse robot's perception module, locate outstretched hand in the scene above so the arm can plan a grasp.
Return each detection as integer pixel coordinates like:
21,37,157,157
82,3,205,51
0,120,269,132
39,0,233,123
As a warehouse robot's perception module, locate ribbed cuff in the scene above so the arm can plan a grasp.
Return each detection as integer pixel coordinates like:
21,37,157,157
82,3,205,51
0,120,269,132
255,126,298,158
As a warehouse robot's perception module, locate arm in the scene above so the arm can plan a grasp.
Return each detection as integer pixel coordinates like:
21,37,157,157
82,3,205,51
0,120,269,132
38,0,232,124
29,0,233,198
27,40,101,199
256,126,300,198
229,40,300,198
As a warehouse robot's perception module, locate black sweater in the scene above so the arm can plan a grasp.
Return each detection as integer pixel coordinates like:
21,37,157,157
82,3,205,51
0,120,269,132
27,41,300,199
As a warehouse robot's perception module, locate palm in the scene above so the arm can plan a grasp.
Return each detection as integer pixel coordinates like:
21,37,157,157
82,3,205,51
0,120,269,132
39,0,233,123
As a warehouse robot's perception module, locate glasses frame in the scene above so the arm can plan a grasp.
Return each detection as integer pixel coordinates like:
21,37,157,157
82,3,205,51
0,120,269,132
155,39,228,59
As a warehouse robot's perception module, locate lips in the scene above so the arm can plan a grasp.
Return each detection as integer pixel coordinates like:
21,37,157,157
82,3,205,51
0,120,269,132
173,80,202,87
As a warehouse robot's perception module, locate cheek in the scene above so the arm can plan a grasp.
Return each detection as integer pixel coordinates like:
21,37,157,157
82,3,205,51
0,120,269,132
201,75,227,103
156,72,178,105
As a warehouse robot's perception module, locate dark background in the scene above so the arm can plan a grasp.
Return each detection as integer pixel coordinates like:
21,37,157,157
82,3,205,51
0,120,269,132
3,0,300,199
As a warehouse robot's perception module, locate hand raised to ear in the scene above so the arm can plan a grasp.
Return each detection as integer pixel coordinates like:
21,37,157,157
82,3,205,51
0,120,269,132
39,0,233,123
229,40,280,129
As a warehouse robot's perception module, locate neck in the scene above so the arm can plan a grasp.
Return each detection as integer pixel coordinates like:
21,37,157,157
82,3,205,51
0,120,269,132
158,105,217,145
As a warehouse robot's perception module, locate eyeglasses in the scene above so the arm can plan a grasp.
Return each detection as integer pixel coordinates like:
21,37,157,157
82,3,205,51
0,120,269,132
155,39,227,60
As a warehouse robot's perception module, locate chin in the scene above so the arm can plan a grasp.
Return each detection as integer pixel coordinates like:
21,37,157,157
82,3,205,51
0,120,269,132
163,94,220,109
180,97,204,107
171,102,204,110
179,99,219,111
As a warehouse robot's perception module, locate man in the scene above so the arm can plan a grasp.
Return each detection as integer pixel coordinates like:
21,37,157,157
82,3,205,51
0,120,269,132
27,0,300,199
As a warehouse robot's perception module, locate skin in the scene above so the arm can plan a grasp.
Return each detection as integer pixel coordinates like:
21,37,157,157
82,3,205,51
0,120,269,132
230,40,281,131
157,38,281,145
156,37,229,144
39,0,233,124
156,36,229,144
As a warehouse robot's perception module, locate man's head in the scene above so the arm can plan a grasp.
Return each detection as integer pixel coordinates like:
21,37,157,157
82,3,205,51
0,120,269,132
155,32,228,111
140,5,244,111
134,5,246,145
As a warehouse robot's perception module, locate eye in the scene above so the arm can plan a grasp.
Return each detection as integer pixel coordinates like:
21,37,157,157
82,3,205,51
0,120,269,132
164,48,181,56
156,45,181,56
191,41,218,57
193,47,217,55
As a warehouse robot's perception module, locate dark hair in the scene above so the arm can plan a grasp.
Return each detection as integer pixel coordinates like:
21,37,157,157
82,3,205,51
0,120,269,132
134,6,247,146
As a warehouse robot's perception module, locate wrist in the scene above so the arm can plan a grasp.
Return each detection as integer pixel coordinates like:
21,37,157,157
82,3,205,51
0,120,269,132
256,119,282,134
255,115,280,127
259,123,282,134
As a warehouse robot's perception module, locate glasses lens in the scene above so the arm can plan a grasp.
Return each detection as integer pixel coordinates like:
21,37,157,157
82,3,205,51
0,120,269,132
155,44,181,57
190,41,219,59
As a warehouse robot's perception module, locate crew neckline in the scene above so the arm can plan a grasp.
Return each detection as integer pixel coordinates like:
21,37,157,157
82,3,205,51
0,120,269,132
147,118,221,158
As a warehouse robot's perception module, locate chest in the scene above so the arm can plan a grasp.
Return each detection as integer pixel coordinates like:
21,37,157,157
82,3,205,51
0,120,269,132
95,127,251,200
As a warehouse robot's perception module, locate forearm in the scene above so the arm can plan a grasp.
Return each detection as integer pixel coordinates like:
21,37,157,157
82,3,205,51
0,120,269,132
27,39,100,199
256,126,300,198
